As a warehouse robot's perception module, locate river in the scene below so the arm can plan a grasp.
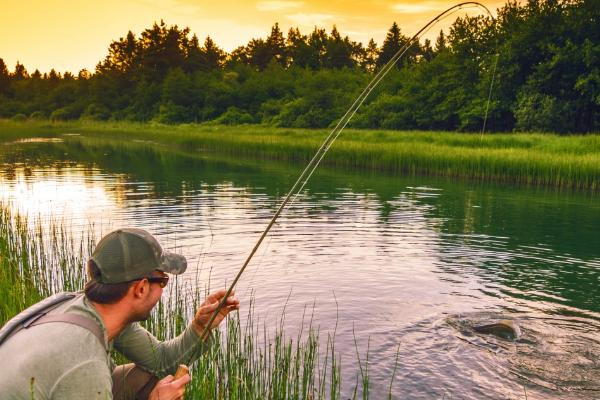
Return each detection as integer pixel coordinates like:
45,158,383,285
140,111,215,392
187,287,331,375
1,134,599,399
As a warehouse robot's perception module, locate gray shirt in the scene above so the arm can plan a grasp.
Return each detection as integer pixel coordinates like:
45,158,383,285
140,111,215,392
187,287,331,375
0,293,206,399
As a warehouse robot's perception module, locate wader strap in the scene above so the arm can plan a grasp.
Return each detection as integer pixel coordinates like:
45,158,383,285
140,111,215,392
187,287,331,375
30,314,105,347
0,292,78,345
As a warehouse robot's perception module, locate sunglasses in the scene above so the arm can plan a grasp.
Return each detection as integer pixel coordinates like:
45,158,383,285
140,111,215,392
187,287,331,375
144,276,169,288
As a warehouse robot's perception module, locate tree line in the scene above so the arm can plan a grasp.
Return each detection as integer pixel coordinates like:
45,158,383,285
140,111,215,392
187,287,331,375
0,0,598,133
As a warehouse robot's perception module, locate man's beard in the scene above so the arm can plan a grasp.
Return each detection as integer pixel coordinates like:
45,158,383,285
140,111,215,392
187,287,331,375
129,304,154,322
136,310,152,322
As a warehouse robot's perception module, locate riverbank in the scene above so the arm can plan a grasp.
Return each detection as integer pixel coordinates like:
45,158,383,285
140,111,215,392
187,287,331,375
1,119,599,191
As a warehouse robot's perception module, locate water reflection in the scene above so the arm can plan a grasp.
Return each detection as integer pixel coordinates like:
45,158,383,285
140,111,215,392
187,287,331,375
0,166,118,222
1,136,599,399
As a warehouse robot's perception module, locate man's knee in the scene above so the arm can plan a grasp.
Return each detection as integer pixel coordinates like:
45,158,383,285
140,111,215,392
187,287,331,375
112,364,159,400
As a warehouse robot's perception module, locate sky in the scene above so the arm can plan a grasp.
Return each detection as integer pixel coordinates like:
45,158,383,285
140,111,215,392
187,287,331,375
1,0,505,74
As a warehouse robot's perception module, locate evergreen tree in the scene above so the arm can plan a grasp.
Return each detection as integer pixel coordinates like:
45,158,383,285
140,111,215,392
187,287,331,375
100,30,138,74
434,30,447,53
377,22,420,69
12,61,28,80
185,34,204,72
203,36,226,70
376,22,403,68
266,23,286,66
138,20,189,81
306,27,328,69
228,45,250,66
186,35,225,71
350,41,367,70
246,38,272,70
323,26,354,69
363,39,379,72
286,27,311,68
0,58,10,94
421,39,434,61
47,69,60,83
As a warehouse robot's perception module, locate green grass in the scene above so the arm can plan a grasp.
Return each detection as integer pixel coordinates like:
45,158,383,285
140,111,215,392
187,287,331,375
0,211,91,322
0,207,383,399
1,119,598,191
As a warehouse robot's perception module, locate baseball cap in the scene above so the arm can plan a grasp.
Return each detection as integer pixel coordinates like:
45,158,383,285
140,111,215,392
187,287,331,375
91,228,187,284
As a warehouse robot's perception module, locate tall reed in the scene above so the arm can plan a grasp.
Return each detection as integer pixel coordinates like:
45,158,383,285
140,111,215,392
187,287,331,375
0,208,92,322
0,205,374,399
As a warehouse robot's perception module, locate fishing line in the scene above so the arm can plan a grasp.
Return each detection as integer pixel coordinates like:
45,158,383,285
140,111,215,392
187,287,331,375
481,52,500,139
196,2,496,342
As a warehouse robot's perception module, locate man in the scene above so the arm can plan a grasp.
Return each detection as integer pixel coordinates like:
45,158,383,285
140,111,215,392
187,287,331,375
0,228,239,399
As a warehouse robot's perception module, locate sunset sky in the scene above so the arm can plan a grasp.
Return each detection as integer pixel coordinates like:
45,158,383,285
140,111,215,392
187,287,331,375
2,0,505,74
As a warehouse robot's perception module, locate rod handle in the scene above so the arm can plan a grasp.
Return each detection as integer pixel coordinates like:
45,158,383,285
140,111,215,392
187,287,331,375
174,364,190,381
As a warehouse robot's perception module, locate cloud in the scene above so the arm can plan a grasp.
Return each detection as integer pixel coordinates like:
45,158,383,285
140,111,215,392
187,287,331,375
133,0,203,16
256,1,304,12
391,2,441,14
286,12,338,27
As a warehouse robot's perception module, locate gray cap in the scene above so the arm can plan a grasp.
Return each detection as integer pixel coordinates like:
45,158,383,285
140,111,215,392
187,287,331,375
91,228,187,284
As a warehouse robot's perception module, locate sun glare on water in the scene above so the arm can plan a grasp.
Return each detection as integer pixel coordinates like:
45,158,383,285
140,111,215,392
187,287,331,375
0,167,117,226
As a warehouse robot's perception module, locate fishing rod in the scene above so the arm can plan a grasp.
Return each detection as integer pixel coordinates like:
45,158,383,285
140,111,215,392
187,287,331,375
196,2,496,342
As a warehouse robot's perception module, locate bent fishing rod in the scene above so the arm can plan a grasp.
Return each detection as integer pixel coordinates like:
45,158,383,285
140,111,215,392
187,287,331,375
196,2,496,341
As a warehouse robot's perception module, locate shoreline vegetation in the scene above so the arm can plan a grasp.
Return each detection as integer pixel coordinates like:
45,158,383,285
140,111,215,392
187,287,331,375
0,207,383,399
1,119,599,192
1,1,598,134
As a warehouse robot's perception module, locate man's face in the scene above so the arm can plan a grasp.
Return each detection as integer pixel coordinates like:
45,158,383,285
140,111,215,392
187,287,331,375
132,270,168,322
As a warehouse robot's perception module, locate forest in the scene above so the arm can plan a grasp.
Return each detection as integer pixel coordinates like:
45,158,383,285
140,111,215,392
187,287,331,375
0,0,598,133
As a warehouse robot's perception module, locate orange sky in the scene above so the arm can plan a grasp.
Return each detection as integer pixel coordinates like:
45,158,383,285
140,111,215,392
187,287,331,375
1,0,505,74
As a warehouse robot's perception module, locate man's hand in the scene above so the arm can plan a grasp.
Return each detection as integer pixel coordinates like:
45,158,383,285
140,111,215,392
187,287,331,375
192,289,240,337
149,373,190,400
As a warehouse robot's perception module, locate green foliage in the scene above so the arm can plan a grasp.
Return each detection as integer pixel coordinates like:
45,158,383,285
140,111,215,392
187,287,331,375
10,113,27,121
50,104,83,121
258,98,286,123
214,107,255,125
81,103,111,121
29,111,46,120
513,90,565,132
162,68,195,107
351,94,415,129
0,0,598,132
155,101,192,124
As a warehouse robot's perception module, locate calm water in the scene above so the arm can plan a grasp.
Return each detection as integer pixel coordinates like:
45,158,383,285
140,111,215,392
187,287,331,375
1,135,599,399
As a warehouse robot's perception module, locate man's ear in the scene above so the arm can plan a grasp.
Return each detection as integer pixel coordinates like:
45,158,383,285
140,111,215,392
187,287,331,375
130,279,148,299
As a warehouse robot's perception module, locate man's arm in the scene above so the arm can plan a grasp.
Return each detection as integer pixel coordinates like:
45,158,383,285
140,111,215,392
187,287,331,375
113,289,239,378
113,322,207,378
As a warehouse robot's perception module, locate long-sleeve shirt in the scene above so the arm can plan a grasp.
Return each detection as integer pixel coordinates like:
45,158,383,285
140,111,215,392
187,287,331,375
0,293,207,399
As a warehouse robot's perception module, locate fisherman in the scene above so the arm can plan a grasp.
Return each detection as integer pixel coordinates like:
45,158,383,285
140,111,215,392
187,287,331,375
0,228,239,400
